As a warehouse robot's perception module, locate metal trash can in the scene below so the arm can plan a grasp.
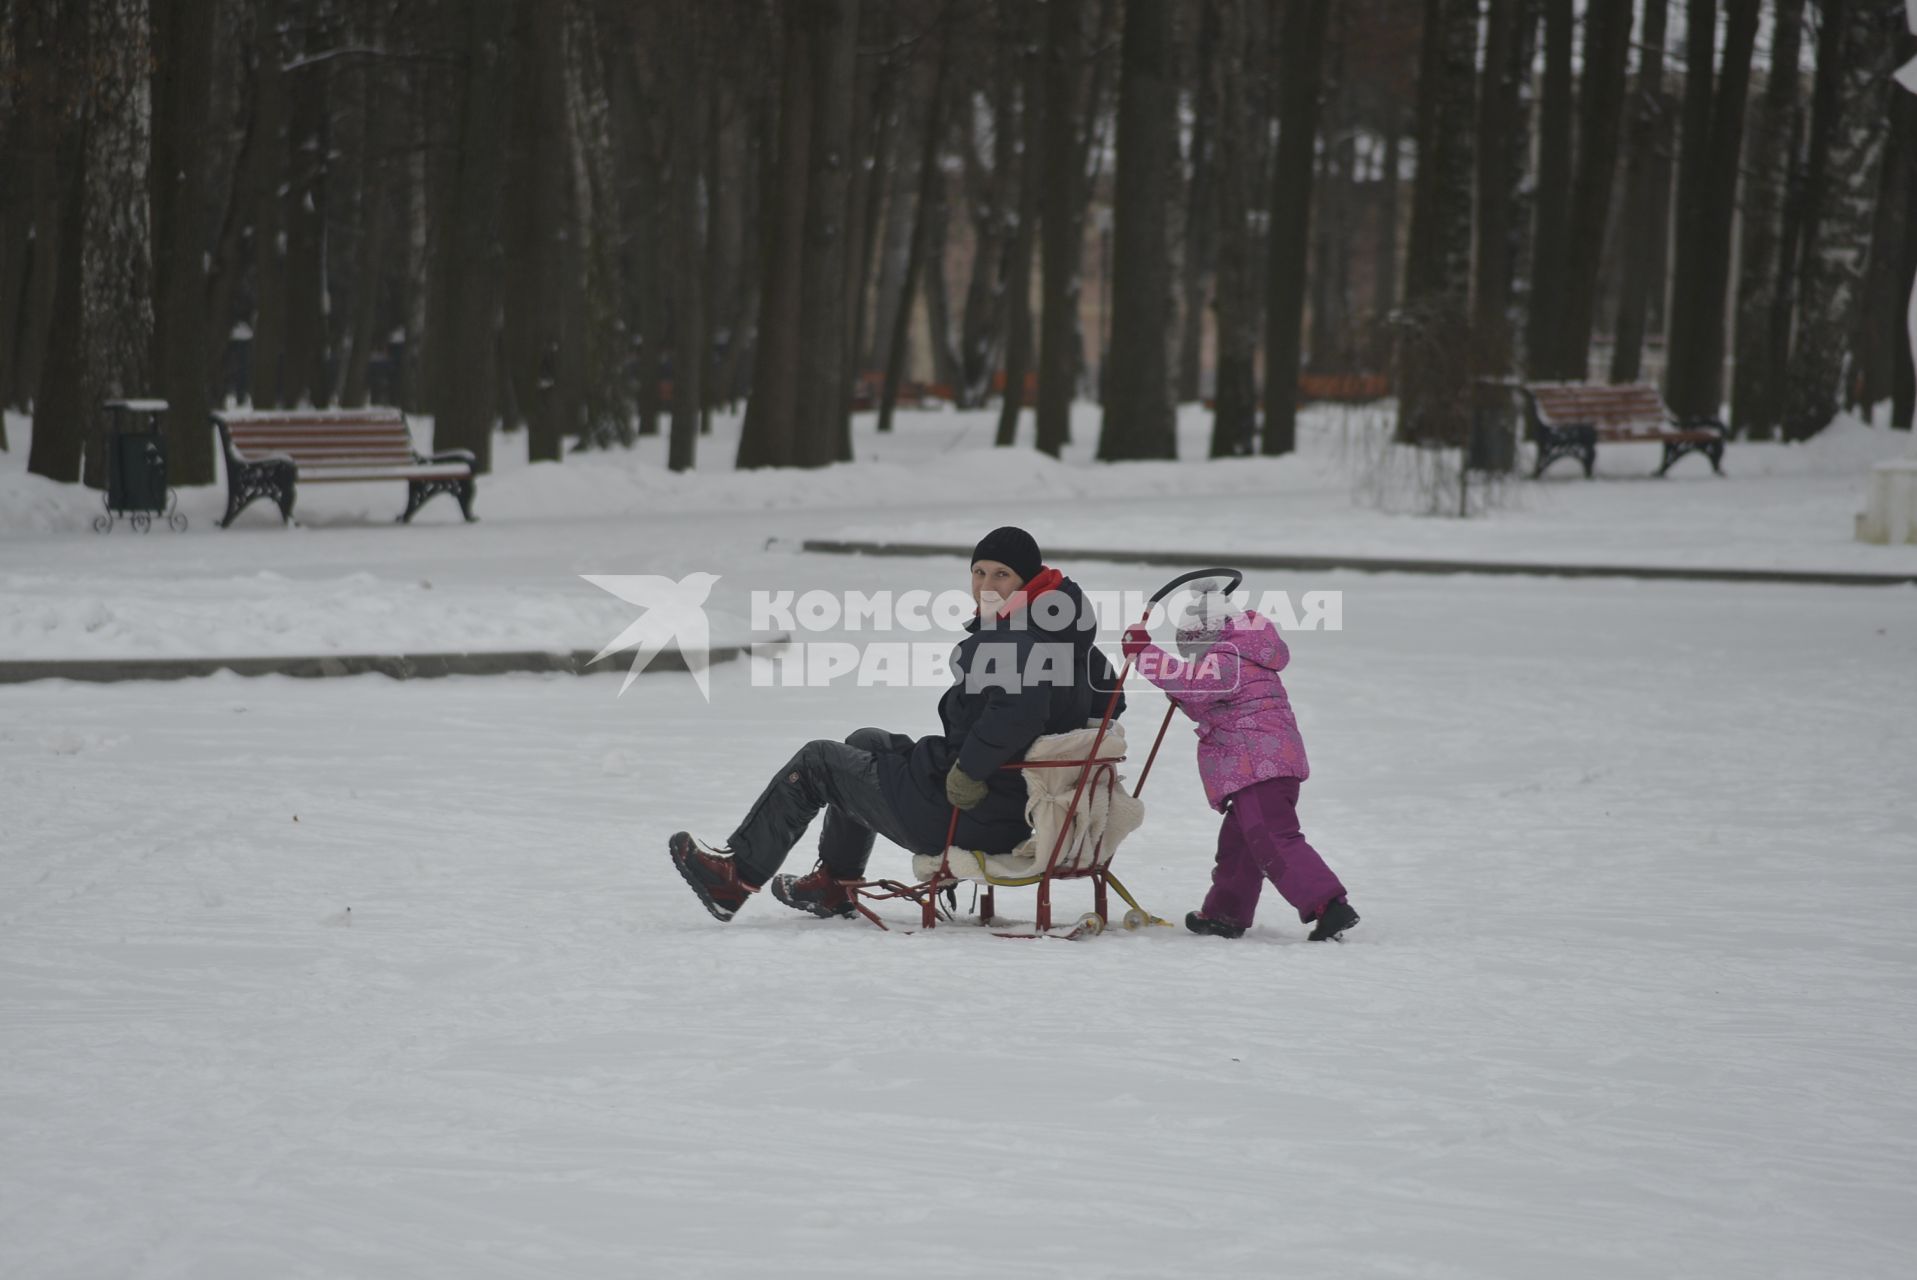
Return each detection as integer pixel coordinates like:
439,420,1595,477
95,399,187,533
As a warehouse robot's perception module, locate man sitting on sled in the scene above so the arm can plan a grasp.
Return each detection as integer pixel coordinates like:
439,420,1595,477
669,526,1125,922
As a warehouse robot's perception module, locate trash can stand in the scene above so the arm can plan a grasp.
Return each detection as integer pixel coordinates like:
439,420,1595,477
95,399,187,534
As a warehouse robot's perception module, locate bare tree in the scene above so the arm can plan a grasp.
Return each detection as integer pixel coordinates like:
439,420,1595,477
1548,0,1633,379
1101,0,1178,460
1524,0,1571,378
1610,0,1672,384
1208,0,1257,458
1730,0,1807,436
1663,0,1759,422
1262,0,1335,456
879,40,949,435
1397,0,1477,445
1782,0,1903,439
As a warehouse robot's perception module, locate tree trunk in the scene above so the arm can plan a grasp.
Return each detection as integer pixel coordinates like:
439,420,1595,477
1208,0,1256,457
737,3,811,468
996,1,1046,447
1523,0,1572,377
248,0,287,407
281,46,328,406
503,0,575,460
1728,0,1805,435
1261,0,1334,456
1101,0,1178,460
10,0,71,423
1610,0,1671,384
666,5,710,472
1782,0,1902,439
1664,0,1758,422
72,0,156,490
1373,123,1400,343
338,0,392,410
1397,0,1477,445
1549,0,1633,380
1036,0,1084,457
1855,39,1915,418
921,157,964,395
150,0,218,481
956,59,1013,409
426,0,510,471
1175,0,1218,405
1471,0,1525,383
790,0,858,468
26,0,89,483
879,43,948,435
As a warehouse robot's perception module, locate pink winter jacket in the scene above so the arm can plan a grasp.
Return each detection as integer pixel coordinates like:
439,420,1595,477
1134,610,1309,812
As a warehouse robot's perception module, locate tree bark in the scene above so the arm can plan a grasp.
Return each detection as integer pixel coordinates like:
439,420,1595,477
1524,0,1572,377
737,2,811,468
1728,0,1805,435
503,0,576,460
281,44,328,407
1101,0,1178,460
1610,0,1671,384
1036,0,1084,457
150,0,218,481
790,0,858,467
247,0,288,408
1261,0,1335,456
995,1,1046,447
666,5,710,472
1471,0,1525,383
1664,0,1758,421
1549,0,1634,380
426,0,510,471
1397,0,1477,445
879,42,948,436
1175,0,1218,405
1782,0,1902,439
26,0,88,483
1208,0,1256,458
72,0,155,489
1854,36,1915,418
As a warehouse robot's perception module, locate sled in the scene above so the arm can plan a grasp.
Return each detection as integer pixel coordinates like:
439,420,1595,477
839,567,1245,940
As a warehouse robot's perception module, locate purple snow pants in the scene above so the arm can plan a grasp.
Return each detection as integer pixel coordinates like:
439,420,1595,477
1201,777,1346,927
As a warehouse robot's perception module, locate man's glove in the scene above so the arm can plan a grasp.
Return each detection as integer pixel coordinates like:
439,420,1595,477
945,763,990,810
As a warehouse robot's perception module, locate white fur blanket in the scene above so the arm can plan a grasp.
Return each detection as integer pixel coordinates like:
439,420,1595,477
911,722,1146,883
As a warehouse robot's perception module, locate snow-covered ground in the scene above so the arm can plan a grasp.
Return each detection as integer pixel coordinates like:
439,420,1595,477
2,404,1915,1275
3,553,1915,1276
3,405,1914,661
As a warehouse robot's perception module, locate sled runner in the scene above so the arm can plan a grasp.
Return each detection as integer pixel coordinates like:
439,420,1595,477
839,567,1245,939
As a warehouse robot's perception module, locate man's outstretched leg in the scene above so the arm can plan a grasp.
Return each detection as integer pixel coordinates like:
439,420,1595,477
769,728,916,918
669,729,919,923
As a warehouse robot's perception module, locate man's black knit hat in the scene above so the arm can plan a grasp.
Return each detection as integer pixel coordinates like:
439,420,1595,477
970,526,1043,583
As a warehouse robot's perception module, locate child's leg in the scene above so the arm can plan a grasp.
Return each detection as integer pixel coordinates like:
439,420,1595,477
1233,777,1347,922
1199,800,1266,926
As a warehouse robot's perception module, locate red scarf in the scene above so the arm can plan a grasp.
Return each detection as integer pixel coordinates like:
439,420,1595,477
983,565,1063,620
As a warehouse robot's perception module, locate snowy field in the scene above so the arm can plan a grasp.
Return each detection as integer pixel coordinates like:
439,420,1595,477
4,561,1916,1276
3,405,1916,1276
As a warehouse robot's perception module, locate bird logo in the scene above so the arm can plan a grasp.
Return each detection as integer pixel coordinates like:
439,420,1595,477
581,572,722,700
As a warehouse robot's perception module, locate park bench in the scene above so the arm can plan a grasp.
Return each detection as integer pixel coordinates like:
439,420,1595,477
1520,381,1727,479
213,408,477,527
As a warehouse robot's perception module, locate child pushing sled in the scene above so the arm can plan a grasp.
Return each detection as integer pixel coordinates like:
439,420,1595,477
1123,586,1358,941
